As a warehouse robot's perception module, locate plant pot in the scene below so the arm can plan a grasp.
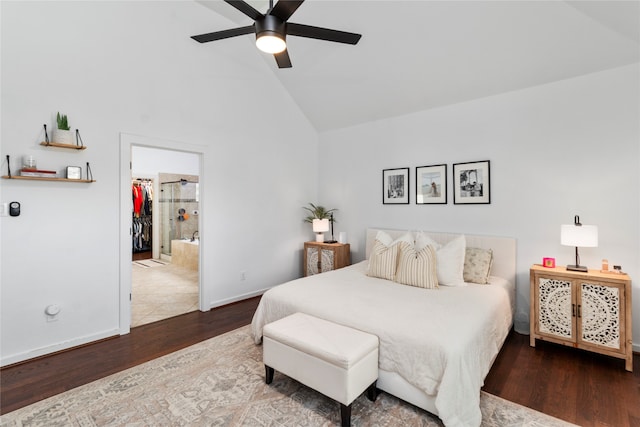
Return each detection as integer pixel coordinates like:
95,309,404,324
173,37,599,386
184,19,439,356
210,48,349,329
52,128,74,145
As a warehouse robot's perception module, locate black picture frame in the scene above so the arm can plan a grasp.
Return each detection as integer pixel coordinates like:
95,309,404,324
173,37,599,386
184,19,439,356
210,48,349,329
453,160,491,204
416,164,447,204
383,168,410,204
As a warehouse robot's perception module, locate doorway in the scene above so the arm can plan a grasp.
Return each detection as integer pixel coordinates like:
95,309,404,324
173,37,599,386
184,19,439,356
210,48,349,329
120,134,206,334
159,178,200,259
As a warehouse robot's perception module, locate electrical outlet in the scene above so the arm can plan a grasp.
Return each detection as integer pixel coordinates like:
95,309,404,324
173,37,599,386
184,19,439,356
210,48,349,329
0,203,8,217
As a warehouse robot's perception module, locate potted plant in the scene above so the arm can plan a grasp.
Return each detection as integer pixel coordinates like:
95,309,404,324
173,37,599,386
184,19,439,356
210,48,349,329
303,203,337,242
52,112,74,145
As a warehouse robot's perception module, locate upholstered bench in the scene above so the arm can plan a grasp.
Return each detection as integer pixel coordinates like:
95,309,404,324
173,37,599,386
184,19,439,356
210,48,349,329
263,312,379,427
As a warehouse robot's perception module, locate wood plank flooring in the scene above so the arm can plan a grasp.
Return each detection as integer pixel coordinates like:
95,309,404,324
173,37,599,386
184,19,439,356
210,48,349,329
2,296,639,426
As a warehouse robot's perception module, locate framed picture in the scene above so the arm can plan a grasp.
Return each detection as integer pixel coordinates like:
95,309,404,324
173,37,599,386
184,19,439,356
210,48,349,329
66,166,82,180
383,168,409,204
453,160,490,204
416,164,447,204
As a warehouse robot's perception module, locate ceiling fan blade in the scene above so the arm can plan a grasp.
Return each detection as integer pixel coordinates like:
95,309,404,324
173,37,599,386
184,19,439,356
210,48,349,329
224,0,264,21
269,0,304,21
287,22,361,45
274,49,292,68
191,25,255,43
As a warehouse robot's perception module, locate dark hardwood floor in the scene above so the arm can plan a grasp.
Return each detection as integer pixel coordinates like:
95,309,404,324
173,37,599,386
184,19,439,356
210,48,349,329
2,296,639,426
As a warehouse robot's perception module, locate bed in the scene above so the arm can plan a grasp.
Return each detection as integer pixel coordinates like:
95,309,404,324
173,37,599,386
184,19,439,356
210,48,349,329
251,228,516,427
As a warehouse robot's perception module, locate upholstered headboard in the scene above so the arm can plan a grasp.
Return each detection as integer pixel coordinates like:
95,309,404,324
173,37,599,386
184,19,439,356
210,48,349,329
365,228,517,286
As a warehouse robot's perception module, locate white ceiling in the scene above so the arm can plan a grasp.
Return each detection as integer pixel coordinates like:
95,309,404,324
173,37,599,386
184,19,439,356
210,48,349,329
195,1,639,132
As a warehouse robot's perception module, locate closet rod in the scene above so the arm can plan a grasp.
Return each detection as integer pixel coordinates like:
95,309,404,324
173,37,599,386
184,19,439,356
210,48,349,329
161,179,198,184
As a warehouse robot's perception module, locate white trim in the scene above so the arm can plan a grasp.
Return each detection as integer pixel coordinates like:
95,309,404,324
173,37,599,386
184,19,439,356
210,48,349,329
208,288,269,310
1,329,119,367
119,133,208,335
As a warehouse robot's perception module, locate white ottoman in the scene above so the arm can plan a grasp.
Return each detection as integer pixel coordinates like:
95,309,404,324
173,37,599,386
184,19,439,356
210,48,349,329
263,312,379,427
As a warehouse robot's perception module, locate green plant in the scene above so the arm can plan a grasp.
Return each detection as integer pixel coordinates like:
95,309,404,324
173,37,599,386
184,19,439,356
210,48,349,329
56,112,70,130
302,203,337,223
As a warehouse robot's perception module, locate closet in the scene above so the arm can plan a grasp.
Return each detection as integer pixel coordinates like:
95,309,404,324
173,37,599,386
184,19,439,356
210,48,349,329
132,178,153,260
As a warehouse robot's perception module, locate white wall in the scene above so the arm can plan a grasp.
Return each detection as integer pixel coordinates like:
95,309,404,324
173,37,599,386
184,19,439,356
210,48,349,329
132,146,199,177
1,1,637,366
0,1,318,365
318,64,640,349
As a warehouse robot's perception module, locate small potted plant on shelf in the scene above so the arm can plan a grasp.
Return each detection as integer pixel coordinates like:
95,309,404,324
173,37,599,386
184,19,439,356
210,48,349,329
303,203,337,242
52,112,74,145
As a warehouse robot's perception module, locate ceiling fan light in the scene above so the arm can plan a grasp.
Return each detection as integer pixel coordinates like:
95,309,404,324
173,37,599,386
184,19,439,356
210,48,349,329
256,34,286,54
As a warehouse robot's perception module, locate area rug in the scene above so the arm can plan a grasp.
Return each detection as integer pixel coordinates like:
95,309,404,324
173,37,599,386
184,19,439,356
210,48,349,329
0,326,577,427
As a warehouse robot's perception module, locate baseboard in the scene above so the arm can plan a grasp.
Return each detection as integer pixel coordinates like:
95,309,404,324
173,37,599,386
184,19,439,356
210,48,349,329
0,328,119,367
208,288,269,310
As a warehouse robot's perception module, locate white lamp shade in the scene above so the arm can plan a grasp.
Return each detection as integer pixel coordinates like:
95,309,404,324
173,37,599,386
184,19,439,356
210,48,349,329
312,218,330,233
561,224,598,247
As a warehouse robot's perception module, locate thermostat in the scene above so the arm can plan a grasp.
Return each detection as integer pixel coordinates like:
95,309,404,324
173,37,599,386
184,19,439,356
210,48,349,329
9,202,20,217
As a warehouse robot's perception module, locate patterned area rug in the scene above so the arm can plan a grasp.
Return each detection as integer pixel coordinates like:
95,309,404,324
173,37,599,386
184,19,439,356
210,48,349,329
0,326,577,427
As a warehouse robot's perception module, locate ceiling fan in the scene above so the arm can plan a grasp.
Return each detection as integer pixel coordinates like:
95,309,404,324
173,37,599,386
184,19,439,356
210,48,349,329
191,0,362,68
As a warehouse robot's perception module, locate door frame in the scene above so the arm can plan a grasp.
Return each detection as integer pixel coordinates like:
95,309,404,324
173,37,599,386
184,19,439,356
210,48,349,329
119,133,208,335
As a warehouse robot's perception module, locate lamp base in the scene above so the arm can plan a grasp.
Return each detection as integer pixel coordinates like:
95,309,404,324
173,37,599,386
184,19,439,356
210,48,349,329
324,240,338,244
566,264,588,272
315,233,324,242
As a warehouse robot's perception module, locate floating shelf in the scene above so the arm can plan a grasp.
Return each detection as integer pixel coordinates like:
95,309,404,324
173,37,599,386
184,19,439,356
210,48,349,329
2,175,95,183
40,141,86,150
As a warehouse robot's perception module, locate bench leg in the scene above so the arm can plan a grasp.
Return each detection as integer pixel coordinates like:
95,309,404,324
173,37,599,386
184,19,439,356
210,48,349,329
366,380,378,401
340,403,351,427
265,365,274,384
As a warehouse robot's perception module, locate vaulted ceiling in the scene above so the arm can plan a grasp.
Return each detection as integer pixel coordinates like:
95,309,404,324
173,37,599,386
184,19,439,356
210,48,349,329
195,1,639,132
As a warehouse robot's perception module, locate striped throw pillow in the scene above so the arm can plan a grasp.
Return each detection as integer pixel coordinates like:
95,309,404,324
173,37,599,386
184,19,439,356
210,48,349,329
367,239,399,280
395,241,439,289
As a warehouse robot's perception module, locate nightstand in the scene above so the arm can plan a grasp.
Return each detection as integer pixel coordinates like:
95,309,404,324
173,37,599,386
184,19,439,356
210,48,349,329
303,242,351,276
529,264,633,371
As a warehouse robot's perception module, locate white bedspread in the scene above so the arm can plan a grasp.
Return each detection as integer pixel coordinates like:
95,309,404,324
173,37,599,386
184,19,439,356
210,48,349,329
251,261,514,427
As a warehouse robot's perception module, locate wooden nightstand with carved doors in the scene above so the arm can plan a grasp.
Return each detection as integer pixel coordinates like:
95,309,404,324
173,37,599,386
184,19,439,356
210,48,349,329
529,264,633,371
303,242,350,276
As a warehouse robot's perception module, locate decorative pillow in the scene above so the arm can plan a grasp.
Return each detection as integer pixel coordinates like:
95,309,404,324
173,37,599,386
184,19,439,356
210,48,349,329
367,239,400,280
375,230,413,247
463,247,493,284
395,241,438,289
367,231,414,280
415,232,466,286
414,231,436,252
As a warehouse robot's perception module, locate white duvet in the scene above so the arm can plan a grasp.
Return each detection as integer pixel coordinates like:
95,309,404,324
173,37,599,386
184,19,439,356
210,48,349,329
251,261,514,427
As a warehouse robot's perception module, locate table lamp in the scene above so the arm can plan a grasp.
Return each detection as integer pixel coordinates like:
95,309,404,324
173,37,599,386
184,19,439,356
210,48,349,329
312,219,330,242
561,215,598,272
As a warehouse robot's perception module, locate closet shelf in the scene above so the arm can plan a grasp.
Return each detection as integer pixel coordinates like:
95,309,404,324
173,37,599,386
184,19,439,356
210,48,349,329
40,141,86,150
2,175,95,183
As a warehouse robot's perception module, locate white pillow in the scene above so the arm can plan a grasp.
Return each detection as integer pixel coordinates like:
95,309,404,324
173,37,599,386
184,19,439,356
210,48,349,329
375,230,413,247
395,241,438,289
415,232,466,286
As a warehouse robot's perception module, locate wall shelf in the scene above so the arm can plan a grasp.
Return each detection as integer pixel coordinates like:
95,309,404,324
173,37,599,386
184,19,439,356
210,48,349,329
40,141,86,150
2,175,95,183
